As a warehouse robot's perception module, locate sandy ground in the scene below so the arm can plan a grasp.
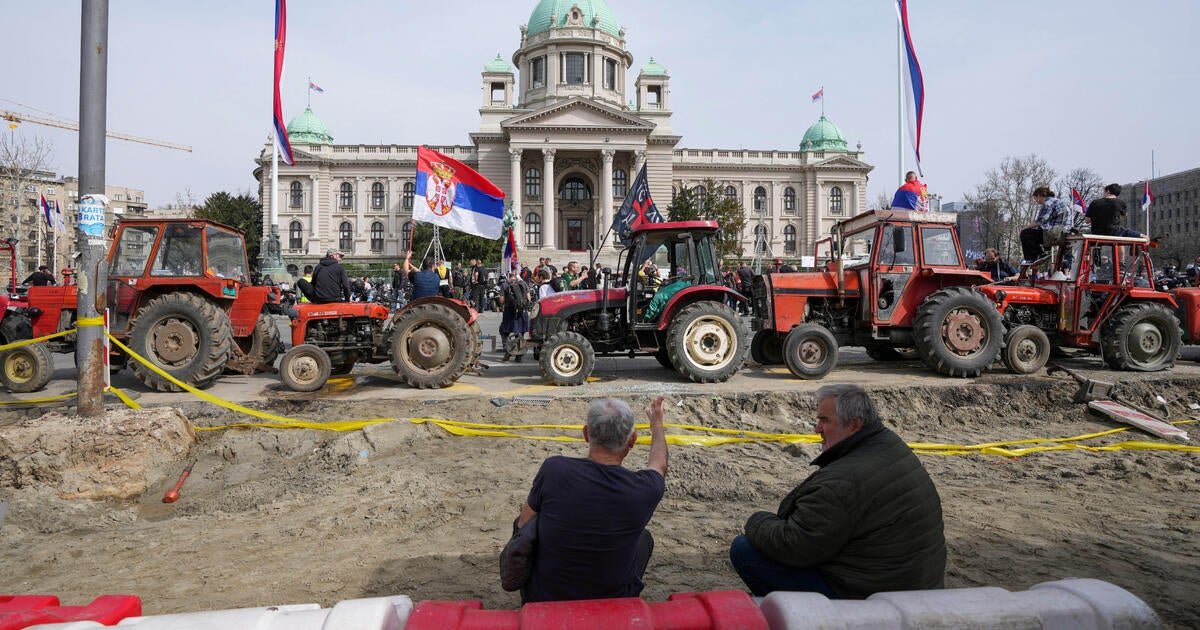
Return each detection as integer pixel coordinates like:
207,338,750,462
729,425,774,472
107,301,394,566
2,373,1200,627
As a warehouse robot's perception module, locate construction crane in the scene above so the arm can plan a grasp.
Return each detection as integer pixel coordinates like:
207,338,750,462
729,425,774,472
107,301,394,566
2,109,191,153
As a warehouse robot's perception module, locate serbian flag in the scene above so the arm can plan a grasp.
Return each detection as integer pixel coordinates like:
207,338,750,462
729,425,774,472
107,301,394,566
41,194,55,231
308,79,324,93
502,228,518,274
273,0,294,165
1142,181,1153,211
897,0,925,177
611,164,664,245
811,87,823,102
414,146,505,239
1070,187,1089,218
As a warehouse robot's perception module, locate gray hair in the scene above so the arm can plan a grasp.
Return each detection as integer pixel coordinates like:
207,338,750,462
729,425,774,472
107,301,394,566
815,384,882,429
586,398,637,451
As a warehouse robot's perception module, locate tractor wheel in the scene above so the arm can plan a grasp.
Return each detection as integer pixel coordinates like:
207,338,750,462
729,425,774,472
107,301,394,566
666,301,748,383
228,314,283,374
783,323,839,380
1100,302,1181,372
390,303,473,388
468,320,484,367
1002,325,1051,375
1,342,54,393
654,346,674,370
540,331,595,386
913,287,1005,378
129,293,233,392
750,329,784,365
279,343,332,392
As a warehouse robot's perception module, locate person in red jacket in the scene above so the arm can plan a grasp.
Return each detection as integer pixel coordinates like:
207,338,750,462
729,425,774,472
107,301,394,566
891,171,927,211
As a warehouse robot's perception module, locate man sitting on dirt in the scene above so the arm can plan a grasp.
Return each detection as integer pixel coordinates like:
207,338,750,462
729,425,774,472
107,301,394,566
310,249,352,303
730,384,946,598
506,397,667,603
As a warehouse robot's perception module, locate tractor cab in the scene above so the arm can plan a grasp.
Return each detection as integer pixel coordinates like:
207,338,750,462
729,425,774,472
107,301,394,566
615,221,725,327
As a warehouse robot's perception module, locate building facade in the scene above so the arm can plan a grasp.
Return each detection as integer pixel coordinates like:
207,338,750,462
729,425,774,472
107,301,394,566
1121,167,1200,242
2,170,146,276
255,0,873,266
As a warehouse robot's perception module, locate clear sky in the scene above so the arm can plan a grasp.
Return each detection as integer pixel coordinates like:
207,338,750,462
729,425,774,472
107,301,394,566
4,0,1198,208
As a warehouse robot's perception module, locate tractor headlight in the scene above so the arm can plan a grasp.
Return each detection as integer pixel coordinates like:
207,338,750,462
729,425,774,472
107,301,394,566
994,290,1007,304
529,302,540,320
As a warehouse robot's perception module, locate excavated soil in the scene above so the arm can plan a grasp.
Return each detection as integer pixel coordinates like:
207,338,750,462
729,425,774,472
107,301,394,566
2,378,1199,627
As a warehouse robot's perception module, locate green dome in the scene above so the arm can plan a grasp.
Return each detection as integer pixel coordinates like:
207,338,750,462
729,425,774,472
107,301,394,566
484,53,512,73
527,0,621,38
640,57,667,76
800,115,848,152
286,106,333,145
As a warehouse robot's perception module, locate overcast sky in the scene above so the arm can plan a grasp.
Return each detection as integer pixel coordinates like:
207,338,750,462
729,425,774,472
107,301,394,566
4,0,1197,209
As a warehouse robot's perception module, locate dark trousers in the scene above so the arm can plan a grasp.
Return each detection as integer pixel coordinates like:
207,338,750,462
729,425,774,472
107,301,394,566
522,530,654,604
472,285,486,311
729,535,834,598
1019,226,1045,262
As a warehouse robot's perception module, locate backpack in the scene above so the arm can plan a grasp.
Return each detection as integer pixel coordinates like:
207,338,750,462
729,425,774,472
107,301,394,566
510,280,531,311
452,269,467,288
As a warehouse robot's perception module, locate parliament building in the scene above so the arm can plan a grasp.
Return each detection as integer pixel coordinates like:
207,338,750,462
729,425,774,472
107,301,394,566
255,0,874,266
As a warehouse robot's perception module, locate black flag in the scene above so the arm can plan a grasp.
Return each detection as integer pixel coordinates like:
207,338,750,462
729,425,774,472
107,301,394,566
611,164,664,245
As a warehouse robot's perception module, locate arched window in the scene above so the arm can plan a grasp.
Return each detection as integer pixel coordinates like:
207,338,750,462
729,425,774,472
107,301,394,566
724,185,737,201
288,220,303,250
525,168,541,199
560,176,591,203
612,169,628,198
339,182,353,209
525,212,542,247
289,181,303,207
830,186,844,215
401,221,413,252
784,187,796,213
753,224,769,254
754,186,768,214
692,185,707,212
783,224,797,254
371,182,385,209
370,221,384,251
339,221,353,251
402,182,415,210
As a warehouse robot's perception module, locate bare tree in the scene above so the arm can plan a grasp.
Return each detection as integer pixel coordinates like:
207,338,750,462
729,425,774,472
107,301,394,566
0,132,55,276
874,191,892,210
963,154,1057,262
1056,167,1104,206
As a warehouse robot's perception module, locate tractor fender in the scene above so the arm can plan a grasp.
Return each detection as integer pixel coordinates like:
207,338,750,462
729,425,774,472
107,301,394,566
400,296,478,328
1125,287,1178,309
229,285,280,337
655,286,743,332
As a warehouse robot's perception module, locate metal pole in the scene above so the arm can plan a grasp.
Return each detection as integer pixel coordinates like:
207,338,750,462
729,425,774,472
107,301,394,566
897,18,904,183
76,0,108,416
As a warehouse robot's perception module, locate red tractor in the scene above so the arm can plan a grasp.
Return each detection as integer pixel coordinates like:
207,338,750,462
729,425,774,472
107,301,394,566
278,298,483,392
0,236,54,392
751,210,1003,379
6,219,284,392
528,220,748,386
976,234,1200,373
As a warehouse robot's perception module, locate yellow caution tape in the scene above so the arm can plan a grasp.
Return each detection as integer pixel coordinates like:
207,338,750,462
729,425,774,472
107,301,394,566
106,386,141,410
76,316,105,327
0,392,76,405
0,328,75,352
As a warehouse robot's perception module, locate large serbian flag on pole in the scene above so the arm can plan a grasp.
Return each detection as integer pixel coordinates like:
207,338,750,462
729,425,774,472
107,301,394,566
414,146,505,239
273,0,294,165
897,0,925,177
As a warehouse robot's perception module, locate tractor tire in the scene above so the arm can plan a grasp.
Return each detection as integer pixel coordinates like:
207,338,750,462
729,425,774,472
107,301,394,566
654,346,674,370
913,287,1005,378
783,323,839,380
390,303,473,388
750,329,784,365
228,314,283,374
279,343,332,392
540,331,595,386
129,293,233,392
1002,325,1051,375
1099,302,1181,372
666,301,748,384
1,342,54,393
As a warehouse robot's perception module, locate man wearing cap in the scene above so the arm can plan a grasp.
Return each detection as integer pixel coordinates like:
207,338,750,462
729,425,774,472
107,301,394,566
311,248,352,303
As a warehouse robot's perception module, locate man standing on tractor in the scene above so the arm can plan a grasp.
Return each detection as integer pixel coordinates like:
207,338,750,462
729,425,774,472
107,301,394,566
22,265,56,287
311,249,352,303
891,171,926,211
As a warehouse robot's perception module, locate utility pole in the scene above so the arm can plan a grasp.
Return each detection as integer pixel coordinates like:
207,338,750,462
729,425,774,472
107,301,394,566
76,0,108,417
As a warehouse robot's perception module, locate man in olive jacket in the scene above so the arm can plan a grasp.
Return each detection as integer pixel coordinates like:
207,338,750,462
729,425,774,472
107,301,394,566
731,384,945,598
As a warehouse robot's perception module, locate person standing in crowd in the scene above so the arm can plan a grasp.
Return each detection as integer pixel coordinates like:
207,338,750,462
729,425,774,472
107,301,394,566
471,258,487,312
975,248,1017,282
1086,184,1141,238
731,384,945,598
310,249,352,303
452,262,468,300
736,262,754,314
499,271,531,362
434,259,452,298
390,262,407,310
22,265,56,287
891,171,926,211
536,268,556,301
1020,186,1072,264
405,252,442,300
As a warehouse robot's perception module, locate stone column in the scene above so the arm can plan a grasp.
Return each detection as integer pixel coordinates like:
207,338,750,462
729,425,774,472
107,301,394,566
600,149,615,248
510,148,524,246
309,175,320,255
633,149,646,176
542,148,557,249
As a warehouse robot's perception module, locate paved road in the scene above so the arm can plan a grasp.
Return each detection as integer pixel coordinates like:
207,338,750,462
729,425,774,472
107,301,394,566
17,311,1200,408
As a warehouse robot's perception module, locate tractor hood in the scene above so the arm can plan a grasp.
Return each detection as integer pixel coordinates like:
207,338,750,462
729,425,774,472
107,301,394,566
536,288,627,317
976,283,1059,306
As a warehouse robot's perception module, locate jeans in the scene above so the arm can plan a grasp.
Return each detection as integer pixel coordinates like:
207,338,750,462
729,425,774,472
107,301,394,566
729,535,834,598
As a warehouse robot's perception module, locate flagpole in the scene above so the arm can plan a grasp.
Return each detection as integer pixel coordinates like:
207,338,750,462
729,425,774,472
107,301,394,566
896,11,904,183
820,86,825,117
307,75,311,108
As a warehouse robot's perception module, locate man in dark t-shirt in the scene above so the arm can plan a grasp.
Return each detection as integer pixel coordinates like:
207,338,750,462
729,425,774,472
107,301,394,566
515,397,667,602
1087,183,1141,237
